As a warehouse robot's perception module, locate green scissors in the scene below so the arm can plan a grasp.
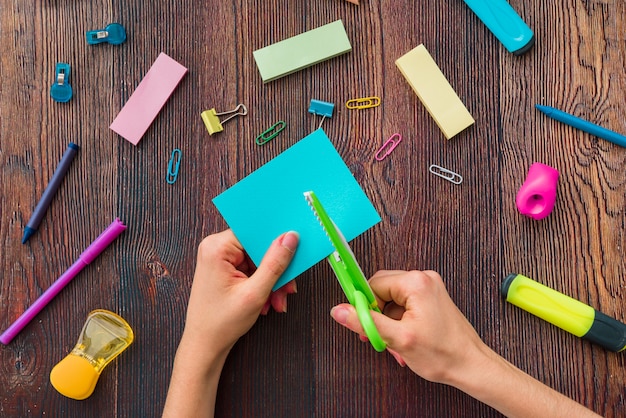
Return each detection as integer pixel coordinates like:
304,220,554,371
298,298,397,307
304,191,386,352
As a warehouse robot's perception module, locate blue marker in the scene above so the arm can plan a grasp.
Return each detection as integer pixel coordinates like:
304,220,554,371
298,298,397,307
462,0,534,55
536,104,626,149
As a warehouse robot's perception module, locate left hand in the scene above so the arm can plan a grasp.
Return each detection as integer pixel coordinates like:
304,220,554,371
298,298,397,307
182,229,299,359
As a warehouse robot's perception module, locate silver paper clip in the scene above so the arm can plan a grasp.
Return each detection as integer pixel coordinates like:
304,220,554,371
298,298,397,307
167,148,182,184
428,164,462,184
374,133,402,161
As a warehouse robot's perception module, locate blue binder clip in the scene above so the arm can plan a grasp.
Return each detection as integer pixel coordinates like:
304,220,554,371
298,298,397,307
86,23,127,45
50,63,73,103
308,99,334,128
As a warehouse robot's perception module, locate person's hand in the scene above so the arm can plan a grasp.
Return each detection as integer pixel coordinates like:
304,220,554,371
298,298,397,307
330,270,487,385
329,270,601,417
182,229,299,358
163,229,299,418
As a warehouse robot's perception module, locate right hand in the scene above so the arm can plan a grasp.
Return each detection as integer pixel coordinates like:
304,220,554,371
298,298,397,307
330,270,489,385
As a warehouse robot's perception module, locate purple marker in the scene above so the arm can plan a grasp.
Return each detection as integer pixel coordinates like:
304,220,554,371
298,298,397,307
1,218,127,345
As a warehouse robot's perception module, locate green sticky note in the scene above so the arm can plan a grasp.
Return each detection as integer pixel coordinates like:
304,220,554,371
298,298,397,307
253,20,352,83
212,129,381,290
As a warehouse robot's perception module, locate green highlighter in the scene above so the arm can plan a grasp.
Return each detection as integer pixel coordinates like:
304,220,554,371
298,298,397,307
304,191,386,352
502,273,626,352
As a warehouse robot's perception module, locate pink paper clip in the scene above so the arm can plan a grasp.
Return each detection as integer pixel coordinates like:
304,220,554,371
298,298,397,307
374,133,402,161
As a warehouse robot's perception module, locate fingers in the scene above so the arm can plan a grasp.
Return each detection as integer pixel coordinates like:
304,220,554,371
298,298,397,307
269,280,298,313
369,269,444,309
330,303,404,346
250,231,299,295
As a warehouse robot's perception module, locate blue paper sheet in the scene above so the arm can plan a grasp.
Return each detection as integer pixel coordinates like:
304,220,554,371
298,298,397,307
213,128,381,290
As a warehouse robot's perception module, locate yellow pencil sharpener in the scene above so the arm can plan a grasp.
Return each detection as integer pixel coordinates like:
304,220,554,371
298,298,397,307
50,309,134,400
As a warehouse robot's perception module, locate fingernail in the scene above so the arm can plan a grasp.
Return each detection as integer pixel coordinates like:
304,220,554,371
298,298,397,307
280,231,299,253
330,306,348,325
261,300,271,316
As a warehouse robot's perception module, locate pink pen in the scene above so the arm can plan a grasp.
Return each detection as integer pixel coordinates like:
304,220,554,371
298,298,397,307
0,218,127,345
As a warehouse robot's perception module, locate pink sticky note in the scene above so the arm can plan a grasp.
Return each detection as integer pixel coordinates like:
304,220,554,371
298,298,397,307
110,52,188,145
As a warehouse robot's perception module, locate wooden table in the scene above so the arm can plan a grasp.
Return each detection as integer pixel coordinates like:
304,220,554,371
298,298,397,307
1,1,625,416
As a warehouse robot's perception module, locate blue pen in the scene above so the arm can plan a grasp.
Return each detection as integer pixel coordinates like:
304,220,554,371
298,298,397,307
462,0,534,55
536,104,626,149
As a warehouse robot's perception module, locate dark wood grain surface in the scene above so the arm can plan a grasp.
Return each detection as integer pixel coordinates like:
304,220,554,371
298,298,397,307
2,1,625,416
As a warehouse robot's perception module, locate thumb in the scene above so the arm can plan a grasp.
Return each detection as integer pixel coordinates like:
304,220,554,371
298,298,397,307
330,304,403,347
251,231,299,293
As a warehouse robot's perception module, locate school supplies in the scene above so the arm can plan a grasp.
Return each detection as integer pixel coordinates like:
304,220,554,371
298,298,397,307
536,104,626,149
308,99,334,128
22,142,80,243
110,53,188,145
374,133,402,161
461,0,534,55
516,163,559,220
50,310,134,400
0,218,127,345
502,274,626,352
396,44,475,139
304,191,386,352
50,63,73,103
256,121,286,145
201,104,248,135
213,129,381,290
166,148,182,184
86,23,127,45
253,20,352,83
346,96,381,110
429,164,463,184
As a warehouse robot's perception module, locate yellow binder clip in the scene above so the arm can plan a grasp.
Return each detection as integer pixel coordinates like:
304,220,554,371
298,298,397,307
346,96,381,110
201,104,248,135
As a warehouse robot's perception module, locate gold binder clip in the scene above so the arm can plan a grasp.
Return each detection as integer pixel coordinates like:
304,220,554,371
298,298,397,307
346,96,381,110
201,104,248,135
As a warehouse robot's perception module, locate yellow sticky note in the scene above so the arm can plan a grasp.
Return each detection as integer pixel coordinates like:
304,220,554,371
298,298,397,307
396,44,474,139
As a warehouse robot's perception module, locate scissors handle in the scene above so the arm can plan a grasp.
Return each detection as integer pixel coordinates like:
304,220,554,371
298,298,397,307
353,291,386,352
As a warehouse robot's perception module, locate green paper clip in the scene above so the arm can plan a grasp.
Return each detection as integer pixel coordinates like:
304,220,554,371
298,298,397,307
304,190,386,352
256,121,286,145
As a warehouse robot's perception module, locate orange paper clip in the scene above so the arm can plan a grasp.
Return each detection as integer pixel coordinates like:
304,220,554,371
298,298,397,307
374,133,402,161
346,96,381,110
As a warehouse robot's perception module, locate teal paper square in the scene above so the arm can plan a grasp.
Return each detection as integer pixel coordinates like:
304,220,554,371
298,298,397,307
213,129,381,290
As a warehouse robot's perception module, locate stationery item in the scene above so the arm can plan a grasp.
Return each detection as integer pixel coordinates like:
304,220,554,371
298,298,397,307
536,104,626,148
516,163,559,220
256,121,286,145
213,128,381,290
462,0,534,55
201,104,247,135
308,99,334,128
304,191,385,352
253,20,352,83
346,96,381,110
374,133,402,161
110,53,188,145
86,23,127,45
1,218,127,345
396,44,475,139
428,164,463,184
502,273,626,352
50,310,134,400
166,148,182,184
50,63,73,103
22,142,80,243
